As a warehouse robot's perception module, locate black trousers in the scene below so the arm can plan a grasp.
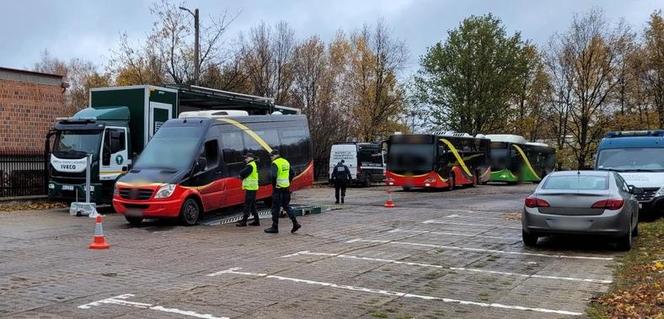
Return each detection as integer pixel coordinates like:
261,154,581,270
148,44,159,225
271,188,295,226
241,190,258,222
334,180,347,202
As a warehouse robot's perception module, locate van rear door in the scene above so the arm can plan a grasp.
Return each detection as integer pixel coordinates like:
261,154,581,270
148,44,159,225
329,144,358,179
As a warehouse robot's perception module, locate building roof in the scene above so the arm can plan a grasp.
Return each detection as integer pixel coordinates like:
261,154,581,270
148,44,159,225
0,66,65,86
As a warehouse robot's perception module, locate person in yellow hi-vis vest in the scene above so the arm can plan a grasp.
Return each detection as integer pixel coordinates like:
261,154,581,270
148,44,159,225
264,150,301,234
236,153,260,227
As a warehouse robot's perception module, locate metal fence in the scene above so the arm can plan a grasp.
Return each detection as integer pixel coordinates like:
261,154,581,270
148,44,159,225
0,151,48,198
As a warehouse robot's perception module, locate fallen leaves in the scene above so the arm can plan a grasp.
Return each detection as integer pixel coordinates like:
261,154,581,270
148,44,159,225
588,218,664,318
0,200,67,212
503,211,522,221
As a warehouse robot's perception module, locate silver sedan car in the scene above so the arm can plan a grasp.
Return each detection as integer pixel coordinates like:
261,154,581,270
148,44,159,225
522,170,640,250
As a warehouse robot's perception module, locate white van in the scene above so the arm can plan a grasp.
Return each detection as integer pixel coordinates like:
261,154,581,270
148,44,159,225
329,143,385,186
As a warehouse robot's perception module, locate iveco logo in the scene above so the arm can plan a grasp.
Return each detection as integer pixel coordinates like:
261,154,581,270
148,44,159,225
61,164,77,170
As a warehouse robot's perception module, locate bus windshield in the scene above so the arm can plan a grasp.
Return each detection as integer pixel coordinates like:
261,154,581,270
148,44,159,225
134,127,202,171
388,144,434,173
597,148,664,172
53,130,102,159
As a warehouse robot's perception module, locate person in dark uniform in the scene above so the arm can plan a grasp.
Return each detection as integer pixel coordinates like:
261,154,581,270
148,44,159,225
264,150,301,234
236,153,260,227
331,160,351,204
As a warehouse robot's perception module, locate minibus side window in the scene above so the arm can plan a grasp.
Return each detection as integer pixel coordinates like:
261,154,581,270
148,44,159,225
221,131,244,177
203,140,219,171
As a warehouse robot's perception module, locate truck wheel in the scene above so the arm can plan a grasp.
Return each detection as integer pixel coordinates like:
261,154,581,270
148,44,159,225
616,225,633,251
125,216,143,226
179,198,200,226
522,230,538,247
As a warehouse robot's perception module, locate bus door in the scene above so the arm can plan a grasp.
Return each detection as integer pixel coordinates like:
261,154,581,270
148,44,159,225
190,138,222,210
436,141,453,180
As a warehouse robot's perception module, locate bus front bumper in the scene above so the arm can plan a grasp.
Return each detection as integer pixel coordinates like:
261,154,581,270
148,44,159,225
112,197,184,218
48,181,105,203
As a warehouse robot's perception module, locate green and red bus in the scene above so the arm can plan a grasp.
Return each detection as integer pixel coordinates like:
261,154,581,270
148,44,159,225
384,133,491,190
484,134,555,183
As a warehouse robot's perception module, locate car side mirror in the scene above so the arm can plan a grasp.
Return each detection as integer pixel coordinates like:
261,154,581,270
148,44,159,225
628,185,644,195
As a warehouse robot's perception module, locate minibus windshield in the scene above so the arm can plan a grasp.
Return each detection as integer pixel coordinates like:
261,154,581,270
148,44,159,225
134,126,202,171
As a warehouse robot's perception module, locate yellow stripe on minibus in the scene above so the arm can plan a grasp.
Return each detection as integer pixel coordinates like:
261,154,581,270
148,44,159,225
218,118,273,153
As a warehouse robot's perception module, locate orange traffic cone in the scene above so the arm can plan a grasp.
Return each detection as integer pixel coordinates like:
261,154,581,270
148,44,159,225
89,215,110,250
384,189,395,208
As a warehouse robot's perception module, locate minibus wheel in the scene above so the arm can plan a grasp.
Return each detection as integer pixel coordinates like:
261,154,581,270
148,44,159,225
179,198,201,226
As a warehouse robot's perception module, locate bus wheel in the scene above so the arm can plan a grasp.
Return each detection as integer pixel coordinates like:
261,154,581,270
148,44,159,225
179,198,201,226
448,174,455,191
125,216,143,226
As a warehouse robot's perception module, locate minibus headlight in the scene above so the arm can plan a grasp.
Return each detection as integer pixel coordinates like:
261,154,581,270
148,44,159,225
155,184,176,199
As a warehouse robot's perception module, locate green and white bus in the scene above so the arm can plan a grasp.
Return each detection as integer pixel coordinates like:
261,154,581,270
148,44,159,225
482,134,555,183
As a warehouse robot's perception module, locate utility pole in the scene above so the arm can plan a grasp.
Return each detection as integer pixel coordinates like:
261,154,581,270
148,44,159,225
179,6,200,85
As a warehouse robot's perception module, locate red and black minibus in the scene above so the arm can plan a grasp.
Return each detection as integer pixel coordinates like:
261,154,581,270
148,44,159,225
112,114,313,225
385,133,491,190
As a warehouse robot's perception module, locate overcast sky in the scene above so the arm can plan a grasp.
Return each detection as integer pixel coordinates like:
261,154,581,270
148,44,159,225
1,0,662,74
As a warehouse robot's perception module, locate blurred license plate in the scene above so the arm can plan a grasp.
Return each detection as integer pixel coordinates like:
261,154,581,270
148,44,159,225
125,208,144,217
62,185,74,191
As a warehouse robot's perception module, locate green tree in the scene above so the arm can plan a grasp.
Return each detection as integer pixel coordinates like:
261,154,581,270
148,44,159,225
416,14,526,135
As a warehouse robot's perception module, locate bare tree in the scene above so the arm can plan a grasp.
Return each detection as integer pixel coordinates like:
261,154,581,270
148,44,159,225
111,0,236,85
548,10,631,169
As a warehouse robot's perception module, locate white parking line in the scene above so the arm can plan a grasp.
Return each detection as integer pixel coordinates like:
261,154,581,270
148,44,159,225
423,220,521,229
206,267,582,316
78,294,227,319
345,239,614,261
280,251,611,284
388,228,520,240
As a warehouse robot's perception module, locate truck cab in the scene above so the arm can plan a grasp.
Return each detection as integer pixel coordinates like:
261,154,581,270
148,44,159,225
48,107,130,203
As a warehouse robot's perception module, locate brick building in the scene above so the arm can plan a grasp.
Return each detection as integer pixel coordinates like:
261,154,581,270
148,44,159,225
0,67,71,153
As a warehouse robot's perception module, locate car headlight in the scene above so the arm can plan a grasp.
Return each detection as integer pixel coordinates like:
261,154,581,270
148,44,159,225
155,184,176,199
655,186,664,197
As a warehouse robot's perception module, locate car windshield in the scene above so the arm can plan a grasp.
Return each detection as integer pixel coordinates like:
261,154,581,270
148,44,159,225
542,175,609,190
597,148,664,172
53,130,102,158
388,144,434,173
134,127,202,171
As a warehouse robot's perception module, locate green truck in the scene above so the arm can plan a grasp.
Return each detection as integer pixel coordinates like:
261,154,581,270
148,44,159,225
47,85,291,203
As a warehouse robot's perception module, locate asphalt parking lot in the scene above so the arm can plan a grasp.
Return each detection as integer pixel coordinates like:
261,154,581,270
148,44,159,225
0,184,620,318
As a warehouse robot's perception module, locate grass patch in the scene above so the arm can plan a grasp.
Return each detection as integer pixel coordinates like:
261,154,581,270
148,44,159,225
587,218,664,318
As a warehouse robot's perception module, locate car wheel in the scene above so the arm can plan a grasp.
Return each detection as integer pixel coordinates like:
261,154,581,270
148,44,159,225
522,230,538,247
632,221,639,237
125,216,143,226
617,225,633,251
179,198,201,226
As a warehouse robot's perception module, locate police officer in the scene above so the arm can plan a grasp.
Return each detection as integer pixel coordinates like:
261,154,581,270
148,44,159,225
236,153,260,227
331,160,351,204
264,150,301,234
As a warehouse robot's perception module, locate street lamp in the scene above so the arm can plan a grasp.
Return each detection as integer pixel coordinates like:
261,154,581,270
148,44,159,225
179,6,200,85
